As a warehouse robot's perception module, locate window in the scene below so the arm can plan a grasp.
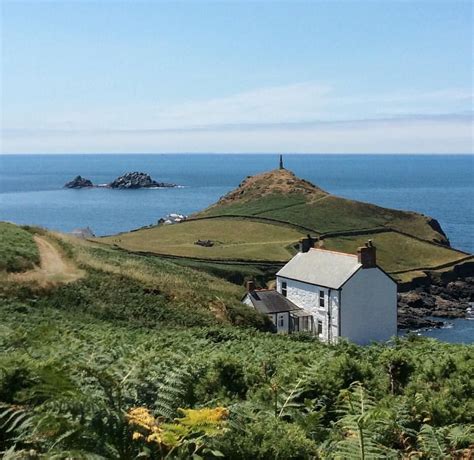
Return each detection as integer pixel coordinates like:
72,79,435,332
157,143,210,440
319,290,325,308
317,319,323,335
281,281,287,297
303,316,308,330
279,315,284,327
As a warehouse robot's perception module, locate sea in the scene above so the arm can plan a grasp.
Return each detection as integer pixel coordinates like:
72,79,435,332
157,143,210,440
1,154,473,343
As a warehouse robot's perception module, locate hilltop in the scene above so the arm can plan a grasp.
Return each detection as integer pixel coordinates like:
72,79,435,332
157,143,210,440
198,168,449,245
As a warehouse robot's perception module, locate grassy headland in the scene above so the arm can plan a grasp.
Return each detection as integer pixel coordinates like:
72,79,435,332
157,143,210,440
95,168,469,286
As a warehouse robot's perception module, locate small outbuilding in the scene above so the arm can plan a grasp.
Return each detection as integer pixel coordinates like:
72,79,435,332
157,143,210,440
242,282,314,334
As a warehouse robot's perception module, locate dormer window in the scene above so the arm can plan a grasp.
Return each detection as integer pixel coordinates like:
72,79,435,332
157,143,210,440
319,290,325,308
281,281,287,297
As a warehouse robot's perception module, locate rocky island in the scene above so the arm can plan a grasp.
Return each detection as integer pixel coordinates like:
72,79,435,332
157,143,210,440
64,172,177,189
108,172,176,189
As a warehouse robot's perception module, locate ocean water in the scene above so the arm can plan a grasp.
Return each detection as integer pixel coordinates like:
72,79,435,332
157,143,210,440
1,153,473,343
1,154,473,249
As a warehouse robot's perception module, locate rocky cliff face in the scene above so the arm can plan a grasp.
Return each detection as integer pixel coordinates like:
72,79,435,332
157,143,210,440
108,172,176,189
64,175,93,188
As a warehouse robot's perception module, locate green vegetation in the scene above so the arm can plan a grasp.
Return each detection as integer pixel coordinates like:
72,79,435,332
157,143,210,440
323,231,468,273
100,217,304,261
1,299,473,458
0,224,473,458
0,222,40,272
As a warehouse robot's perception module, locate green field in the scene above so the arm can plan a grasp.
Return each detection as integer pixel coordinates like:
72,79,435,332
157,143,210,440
323,231,468,273
100,217,305,261
97,216,466,281
0,222,40,272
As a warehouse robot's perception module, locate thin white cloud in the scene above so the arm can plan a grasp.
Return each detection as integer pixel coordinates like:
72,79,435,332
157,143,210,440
2,81,472,153
2,114,472,154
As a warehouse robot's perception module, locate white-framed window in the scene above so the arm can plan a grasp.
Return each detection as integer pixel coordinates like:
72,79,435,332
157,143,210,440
279,315,284,327
317,319,323,335
281,281,287,297
319,290,325,308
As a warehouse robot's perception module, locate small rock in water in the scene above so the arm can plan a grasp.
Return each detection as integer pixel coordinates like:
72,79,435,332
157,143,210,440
64,175,93,188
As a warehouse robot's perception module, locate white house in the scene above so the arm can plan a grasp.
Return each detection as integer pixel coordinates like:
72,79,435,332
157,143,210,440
243,238,397,344
277,239,397,344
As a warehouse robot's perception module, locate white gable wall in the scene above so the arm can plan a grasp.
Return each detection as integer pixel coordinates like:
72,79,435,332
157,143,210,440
340,268,397,345
277,276,340,342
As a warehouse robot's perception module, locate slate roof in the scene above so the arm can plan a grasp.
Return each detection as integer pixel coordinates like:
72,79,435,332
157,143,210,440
245,290,301,314
277,248,362,289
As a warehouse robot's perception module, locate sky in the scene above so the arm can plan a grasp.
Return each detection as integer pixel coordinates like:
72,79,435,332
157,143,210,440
1,0,472,154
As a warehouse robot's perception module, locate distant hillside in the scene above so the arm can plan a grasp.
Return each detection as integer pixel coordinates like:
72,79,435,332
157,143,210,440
197,168,449,245
95,168,474,286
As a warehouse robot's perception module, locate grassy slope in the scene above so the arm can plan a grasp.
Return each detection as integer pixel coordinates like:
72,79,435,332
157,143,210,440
322,231,467,273
0,226,267,330
99,218,304,261
0,222,40,272
198,169,448,244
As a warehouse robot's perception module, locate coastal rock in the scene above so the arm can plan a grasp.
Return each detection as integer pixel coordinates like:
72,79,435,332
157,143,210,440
64,175,93,188
108,172,176,189
397,276,473,329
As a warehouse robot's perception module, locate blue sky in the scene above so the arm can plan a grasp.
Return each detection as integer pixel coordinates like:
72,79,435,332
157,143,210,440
1,0,472,153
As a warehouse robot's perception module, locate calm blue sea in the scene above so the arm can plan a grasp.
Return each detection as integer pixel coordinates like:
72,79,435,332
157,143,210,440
1,154,473,343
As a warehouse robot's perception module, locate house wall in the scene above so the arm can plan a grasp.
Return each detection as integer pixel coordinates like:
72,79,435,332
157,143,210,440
276,277,339,342
275,312,290,333
340,268,397,345
242,295,253,307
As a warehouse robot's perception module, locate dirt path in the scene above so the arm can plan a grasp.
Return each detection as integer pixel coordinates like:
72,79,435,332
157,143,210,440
9,236,84,286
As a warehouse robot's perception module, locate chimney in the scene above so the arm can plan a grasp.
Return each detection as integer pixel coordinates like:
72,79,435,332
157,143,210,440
357,240,376,268
299,234,315,253
246,280,256,292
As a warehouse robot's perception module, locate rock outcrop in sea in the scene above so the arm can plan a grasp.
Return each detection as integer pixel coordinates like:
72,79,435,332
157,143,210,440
108,172,176,189
64,172,177,189
64,175,93,188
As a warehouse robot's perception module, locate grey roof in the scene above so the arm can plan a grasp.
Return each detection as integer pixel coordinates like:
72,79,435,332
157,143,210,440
277,248,362,289
245,290,300,314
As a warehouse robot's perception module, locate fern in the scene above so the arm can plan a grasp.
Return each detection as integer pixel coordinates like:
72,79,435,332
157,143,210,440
417,424,448,459
328,382,397,459
155,364,193,420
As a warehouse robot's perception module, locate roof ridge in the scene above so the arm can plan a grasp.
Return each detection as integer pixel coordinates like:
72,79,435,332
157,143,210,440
309,247,359,259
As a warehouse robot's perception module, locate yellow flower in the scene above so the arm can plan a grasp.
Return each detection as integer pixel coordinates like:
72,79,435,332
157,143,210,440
127,407,156,430
132,431,143,441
